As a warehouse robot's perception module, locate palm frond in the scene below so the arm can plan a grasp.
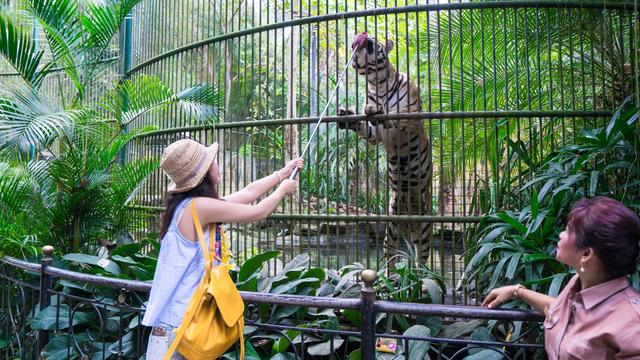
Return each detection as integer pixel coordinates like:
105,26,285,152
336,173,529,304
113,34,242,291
98,125,157,169
24,159,55,203
110,158,158,206
0,164,32,213
100,75,224,126
109,158,159,232
0,89,86,152
0,13,52,88
25,0,83,97
81,0,141,50
176,84,225,122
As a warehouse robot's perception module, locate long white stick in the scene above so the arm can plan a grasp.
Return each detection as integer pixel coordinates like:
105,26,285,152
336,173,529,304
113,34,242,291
289,47,358,180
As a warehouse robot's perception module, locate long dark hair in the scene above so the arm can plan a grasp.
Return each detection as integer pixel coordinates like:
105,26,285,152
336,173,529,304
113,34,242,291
159,174,219,240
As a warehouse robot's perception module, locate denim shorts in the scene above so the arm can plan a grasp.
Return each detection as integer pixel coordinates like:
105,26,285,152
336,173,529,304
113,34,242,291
146,323,185,360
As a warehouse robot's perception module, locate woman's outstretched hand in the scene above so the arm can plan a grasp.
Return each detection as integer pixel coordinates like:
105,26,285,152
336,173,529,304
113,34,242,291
278,179,298,196
281,158,304,178
482,285,516,308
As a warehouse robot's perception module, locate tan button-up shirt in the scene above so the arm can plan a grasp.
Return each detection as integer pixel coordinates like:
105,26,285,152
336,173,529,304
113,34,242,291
544,275,640,359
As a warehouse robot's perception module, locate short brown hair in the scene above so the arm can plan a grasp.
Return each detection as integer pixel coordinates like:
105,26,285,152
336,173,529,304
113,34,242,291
566,197,640,277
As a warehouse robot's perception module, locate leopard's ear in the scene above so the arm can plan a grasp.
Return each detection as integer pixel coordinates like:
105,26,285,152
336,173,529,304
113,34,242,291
385,39,394,52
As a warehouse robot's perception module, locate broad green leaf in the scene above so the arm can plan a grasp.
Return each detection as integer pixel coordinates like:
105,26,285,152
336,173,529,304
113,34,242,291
467,327,495,355
589,171,599,197
269,305,301,323
238,250,280,282
463,348,504,360
479,224,510,244
423,279,442,304
404,325,431,360
272,334,291,354
42,334,78,360
548,273,570,297
59,279,95,292
222,340,261,360
270,278,318,294
63,253,121,275
271,254,310,284
531,191,539,218
342,309,362,328
505,253,522,280
300,267,326,289
538,178,557,203
307,337,344,356
496,213,527,234
127,314,142,329
111,255,137,265
107,330,136,356
110,242,143,256
441,319,483,339
309,308,337,318
270,353,297,360
129,266,154,281
30,304,94,330
526,210,549,238
416,316,441,337
237,273,259,292
335,269,362,292
489,255,511,290
466,243,500,271
348,349,362,360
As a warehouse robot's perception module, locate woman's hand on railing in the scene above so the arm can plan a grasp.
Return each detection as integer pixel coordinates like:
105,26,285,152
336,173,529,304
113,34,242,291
481,285,517,308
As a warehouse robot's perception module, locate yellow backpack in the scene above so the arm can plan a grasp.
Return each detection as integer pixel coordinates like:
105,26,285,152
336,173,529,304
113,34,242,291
163,201,245,360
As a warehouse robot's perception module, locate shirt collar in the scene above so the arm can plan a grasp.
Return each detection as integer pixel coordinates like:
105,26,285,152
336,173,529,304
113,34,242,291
571,276,629,310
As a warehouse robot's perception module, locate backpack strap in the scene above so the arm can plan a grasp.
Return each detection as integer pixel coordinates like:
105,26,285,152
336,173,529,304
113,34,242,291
191,200,214,264
239,319,245,359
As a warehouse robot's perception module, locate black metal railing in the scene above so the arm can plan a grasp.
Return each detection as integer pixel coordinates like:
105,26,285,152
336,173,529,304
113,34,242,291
0,246,544,359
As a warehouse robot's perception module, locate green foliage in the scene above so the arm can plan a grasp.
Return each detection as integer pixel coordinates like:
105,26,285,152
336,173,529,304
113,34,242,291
465,96,640,300
0,13,52,88
17,248,523,359
229,251,447,359
301,124,388,213
18,235,160,358
60,234,158,282
0,1,224,256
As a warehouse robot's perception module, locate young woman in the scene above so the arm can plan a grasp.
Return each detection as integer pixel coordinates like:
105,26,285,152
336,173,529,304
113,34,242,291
141,138,303,359
482,196,640,359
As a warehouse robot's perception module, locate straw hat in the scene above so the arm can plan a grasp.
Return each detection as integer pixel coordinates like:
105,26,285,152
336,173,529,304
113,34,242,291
160,139,219,193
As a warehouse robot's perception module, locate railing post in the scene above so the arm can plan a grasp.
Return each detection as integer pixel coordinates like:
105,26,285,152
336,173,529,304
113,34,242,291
38,245,54,353
360,269,377,360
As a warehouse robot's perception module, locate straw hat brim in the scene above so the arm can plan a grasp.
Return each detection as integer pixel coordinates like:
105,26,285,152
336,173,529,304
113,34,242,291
167,142,219,193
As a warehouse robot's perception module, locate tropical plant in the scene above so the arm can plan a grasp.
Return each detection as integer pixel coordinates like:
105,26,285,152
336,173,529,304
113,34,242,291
0,0,140,104
418,6,636,215
0,76,222,254
0,0,224,255
22,247,537,359
464,96,640,302
22,233,158,359
232,250,452,359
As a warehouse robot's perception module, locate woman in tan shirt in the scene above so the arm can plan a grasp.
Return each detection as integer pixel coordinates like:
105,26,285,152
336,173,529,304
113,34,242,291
482,196,640,359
